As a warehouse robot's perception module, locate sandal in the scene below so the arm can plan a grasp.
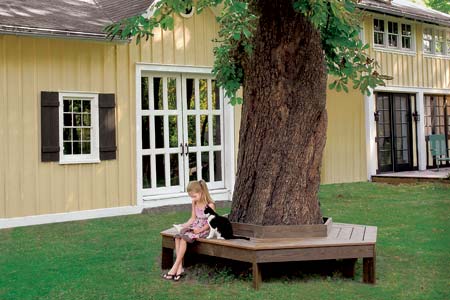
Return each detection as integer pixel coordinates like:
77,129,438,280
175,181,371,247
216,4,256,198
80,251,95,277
173,272,185,281
162,272,175,280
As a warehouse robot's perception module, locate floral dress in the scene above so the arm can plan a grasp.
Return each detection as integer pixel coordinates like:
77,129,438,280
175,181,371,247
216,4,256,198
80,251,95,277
175,205,210,243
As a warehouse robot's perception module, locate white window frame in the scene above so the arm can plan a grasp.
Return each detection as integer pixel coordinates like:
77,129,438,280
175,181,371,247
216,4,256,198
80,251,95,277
372,16,416,53
58,92,100,164
423,26,450,57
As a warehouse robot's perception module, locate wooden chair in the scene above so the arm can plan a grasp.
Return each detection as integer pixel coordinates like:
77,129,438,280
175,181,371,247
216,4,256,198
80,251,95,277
429,134,450,171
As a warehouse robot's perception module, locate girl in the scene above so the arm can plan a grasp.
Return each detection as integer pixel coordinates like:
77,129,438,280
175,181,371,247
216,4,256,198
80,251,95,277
162,180,215,281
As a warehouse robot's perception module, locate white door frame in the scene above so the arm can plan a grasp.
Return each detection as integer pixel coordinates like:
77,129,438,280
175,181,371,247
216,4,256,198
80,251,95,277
135,63,235,207
365,86,450,180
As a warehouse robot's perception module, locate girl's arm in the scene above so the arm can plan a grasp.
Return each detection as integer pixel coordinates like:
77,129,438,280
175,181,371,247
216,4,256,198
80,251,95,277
182,203,196,227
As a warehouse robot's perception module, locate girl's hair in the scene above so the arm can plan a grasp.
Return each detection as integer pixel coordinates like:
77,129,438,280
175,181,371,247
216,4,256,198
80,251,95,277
187,180,214,206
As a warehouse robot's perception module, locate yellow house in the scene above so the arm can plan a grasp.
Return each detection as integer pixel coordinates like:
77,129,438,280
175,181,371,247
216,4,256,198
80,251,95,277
0,0,449,228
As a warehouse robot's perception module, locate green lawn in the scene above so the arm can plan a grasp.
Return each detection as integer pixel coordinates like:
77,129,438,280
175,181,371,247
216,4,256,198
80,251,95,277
1,182,449,300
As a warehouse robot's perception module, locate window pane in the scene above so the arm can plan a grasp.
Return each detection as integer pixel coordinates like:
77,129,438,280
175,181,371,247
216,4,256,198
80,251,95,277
82,142,90,154
63,128,71,141
141,77,149,110
188,115,196,146
142,116,150,149
73,100,81,112
82,128,90,141
73,142,81,154
374,32,384,45
168,78,177,110
72,128,81,141
155,116,164,148
214,151,222,182
388,22,398,34
402,37,411,49
74,114,82,126
63,142,72,155
189,153,197,181
186,78,195,110
82,114,90,126
401,24,411,36
212,80,220,109
388,34,398,47
82,101,90,113
199,79,208,110
201,152,210,182
142,155,151,189
64,114,72,126
423,40,432,53
169,116,178,148
374,19,384,32
200,115,209,146
156,154,165,187
213,115,221,145
63,100,72,112
170,153,179,186
153,77,163,110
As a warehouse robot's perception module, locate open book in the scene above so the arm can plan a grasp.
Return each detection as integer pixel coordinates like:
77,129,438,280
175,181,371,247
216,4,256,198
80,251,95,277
173,224,184,233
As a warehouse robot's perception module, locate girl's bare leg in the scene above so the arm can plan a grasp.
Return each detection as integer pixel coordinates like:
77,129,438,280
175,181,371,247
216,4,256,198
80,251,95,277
168,239,187,276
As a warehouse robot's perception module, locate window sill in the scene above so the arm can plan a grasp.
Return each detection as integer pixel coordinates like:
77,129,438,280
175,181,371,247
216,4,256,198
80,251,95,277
373,47,417,56
59,158,101,165
423,53,450,59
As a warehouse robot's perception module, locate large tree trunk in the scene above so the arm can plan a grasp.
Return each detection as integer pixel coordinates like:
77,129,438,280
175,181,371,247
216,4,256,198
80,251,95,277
229,1,327,225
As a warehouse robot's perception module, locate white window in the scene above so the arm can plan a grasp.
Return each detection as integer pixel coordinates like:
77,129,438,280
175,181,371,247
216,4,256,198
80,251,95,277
423,27,450,56
59,92,100,164
373,18,414,52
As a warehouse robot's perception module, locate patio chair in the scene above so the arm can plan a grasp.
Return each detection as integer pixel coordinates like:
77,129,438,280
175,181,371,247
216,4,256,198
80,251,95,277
429,134,450,171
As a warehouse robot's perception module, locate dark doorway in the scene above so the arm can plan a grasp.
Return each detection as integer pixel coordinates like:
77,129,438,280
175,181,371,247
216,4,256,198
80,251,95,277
375,93,415,173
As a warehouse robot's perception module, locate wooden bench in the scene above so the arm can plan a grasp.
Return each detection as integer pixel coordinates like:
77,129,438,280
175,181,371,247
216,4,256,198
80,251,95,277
161,222,377,289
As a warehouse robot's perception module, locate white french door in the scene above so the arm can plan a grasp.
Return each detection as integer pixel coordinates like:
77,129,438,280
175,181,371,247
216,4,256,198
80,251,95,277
139,71,225,197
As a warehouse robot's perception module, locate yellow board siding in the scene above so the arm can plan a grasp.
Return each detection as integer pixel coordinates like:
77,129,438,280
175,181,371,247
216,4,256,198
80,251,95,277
0,10,218,218
365,18,450,89
321,88,367,184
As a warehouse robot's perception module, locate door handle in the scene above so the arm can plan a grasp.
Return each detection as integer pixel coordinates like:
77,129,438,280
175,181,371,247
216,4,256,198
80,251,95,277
185,142,189,156
180,143,184,156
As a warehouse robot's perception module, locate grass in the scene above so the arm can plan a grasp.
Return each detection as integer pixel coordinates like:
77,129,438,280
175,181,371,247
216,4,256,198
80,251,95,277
1,182,449,300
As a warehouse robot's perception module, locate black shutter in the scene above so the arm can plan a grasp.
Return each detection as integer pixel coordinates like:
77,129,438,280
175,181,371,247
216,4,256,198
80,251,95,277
41,91,60,162
99,93,117,160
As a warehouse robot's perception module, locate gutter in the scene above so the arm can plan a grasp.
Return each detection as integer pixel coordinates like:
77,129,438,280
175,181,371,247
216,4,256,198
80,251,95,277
0,24,130,43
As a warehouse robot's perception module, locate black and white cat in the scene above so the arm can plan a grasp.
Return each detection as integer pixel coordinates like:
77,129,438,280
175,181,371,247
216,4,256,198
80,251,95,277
204,206,250,240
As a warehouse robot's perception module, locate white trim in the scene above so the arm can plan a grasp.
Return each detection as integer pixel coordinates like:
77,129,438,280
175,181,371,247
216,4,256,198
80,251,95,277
365,90,377,181
372,15,416,53
416,91,426,170
0,206,142,229
374,86,450,94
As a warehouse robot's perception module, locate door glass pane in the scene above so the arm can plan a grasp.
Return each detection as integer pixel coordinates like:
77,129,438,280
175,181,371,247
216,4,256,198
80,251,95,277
189,153,197,181
168,77,177,110
141,77,149,110
214,151,222,181
199,79,208,110
143,155,151,188
186,78,195,110
212,80,220,109
153,77,163,110
142,116,150,149
170,154,179,186
200,115,209,146
155,116,164,148
156,154,166,187
213,115,221,145
188,115,196,146
201,152,210,182
169,116,178,148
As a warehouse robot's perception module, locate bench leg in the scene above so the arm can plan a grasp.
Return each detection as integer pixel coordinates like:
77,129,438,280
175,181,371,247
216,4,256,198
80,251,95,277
342,258,357,278
252,262,262,290
161,247,174,269
363,257,376,284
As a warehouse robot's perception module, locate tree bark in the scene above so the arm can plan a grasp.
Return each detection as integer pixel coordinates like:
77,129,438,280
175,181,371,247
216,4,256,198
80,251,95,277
229,1,327,225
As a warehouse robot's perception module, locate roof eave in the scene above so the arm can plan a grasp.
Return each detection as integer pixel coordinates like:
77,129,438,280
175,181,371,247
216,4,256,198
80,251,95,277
357,5,450,28
0,24,130,43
